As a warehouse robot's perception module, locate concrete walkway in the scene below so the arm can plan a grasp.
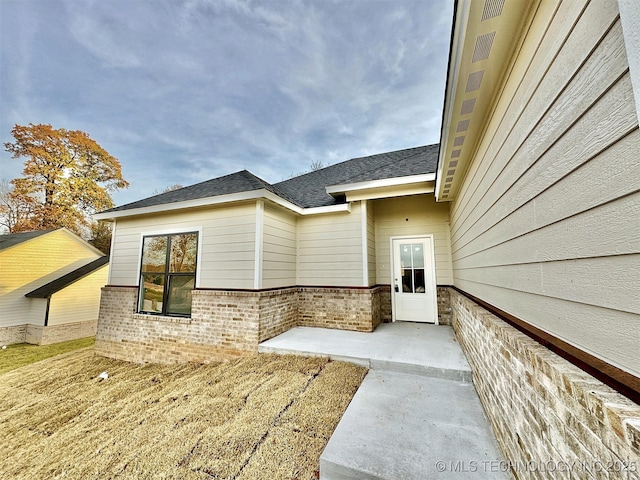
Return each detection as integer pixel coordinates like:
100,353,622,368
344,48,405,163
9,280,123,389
259,323,509,480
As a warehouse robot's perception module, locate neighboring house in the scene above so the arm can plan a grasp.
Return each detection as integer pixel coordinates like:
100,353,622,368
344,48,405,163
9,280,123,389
0,228,108,345
94,144,454,362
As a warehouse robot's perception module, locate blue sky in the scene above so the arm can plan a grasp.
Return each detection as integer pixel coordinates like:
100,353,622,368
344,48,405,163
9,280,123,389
0,0,453,206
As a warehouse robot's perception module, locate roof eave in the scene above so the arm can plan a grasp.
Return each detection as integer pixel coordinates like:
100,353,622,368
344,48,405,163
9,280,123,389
436,0,538,202
94,189,350,221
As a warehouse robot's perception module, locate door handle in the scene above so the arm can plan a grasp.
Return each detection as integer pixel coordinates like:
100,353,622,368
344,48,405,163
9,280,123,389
394,285,399,292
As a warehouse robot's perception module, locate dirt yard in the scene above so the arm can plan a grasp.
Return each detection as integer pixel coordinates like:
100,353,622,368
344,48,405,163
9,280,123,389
0,349,366,479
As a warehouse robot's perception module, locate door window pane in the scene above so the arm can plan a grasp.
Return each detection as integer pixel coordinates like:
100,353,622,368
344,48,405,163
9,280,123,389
412,244,424,268
402,269,413,292
166,275,195,315
400,244,412,268
141,274,164,312
414,269,426,293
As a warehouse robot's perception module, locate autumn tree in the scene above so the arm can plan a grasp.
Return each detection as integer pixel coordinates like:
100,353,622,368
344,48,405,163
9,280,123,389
3,124,129,237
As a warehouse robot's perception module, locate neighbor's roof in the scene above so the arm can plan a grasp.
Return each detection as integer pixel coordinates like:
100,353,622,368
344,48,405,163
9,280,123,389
101,144,439,215
25,256,109,298
0,230,53,251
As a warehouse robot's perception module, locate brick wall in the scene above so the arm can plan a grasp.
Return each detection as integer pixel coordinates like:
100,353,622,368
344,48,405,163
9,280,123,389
257,288,298,342
96,285,387,363
450,288,640,479
436,287,452,325
297,287,381,332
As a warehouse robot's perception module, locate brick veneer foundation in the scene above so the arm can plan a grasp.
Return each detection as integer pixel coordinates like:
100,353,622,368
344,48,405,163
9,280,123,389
450,288,640,479
96,285,384,363
0,321,96,346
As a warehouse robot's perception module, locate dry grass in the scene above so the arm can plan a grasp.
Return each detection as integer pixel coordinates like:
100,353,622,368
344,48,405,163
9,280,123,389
0,349,366,479
0,337,95,375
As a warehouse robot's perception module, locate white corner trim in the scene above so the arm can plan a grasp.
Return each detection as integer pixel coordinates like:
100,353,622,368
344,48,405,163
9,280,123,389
107,219,116,285
326,173,436,195
254,200,264,290
619,0,640,125
361,201,369,287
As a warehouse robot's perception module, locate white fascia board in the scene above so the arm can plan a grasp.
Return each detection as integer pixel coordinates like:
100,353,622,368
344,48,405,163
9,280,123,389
93,190,269,220
94,188,351,220
326,173,436,196
436,0,470,201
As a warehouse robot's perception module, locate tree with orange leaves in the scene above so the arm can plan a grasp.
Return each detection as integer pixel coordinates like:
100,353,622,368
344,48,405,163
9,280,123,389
2,123,129,240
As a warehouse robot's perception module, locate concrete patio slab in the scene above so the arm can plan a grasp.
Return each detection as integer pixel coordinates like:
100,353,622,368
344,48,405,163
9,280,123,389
321,370,509,480
259,322,509,479
259,322,472,382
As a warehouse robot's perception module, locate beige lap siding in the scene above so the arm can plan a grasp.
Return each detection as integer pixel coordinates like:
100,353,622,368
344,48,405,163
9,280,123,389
448,0,640,376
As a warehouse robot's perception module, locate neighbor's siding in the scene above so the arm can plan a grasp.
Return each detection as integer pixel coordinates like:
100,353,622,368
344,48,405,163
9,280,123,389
297,202,364,286
373,195,453,285
0,230,102,327
449,0,640,376
262,203,297,289
48,264,109,326
108,203,257,290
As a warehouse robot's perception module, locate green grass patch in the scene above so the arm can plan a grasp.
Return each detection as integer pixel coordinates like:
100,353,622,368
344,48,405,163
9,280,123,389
0,337,95,375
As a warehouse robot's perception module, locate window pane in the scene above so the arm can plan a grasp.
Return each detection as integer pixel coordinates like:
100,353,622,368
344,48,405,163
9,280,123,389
142,236,167,272
166,275,195,315
412,244,424,268
141,274,164,312
414,269,426,293
400,244,412,268
170,234,198,273
401,269,413,292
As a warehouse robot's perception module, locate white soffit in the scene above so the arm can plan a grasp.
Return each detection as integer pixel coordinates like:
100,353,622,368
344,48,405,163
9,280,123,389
436,0,538,202
326,173,436,195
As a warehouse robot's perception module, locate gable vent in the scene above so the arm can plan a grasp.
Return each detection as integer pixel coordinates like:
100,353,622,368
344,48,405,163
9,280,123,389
482,0,505,21
472,31,496,62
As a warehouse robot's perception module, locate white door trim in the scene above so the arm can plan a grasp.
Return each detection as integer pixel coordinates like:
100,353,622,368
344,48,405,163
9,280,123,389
390,234,438,324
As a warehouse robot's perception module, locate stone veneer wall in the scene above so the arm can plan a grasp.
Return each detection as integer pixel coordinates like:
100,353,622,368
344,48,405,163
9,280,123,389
0,325,27,346
27,320,97,345
0,322,96,346
450,288,640,479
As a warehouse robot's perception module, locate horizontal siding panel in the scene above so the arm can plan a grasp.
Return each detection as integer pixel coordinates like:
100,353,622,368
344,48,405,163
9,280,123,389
454,279,640,377
454,254,640,314
454,128,640,260
109,204,256,287
454,71,636,254
454,193,640,268
451,0,618,236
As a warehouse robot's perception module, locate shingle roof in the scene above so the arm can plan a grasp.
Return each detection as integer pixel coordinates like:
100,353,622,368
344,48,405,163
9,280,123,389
25,256,109,298
275,144,439,208
0,230,53,251
101,144,439,213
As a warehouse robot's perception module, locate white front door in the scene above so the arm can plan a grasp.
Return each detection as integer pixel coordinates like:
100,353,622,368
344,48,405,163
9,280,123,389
391,236,438,323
